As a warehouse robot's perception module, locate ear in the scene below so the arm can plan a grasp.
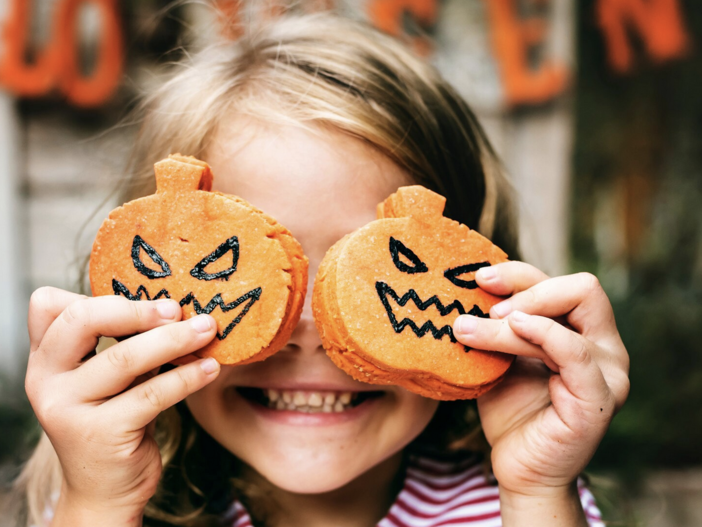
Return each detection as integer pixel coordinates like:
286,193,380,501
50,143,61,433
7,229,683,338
376,186,446,221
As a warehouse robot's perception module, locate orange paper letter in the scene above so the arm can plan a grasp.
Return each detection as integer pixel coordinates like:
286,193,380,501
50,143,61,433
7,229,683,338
0,0,57,96
484,0,568,106
0,0,123,107
55,0,124,108
368,0,438,55
596,0,690,73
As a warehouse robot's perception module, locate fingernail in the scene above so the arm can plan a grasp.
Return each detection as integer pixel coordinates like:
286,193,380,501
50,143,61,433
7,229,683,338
455,315,478,335
492,300,512,318
511,310,529,323
156,300,177,319
191,315,213,333
477,266,497,280
200,357,219,374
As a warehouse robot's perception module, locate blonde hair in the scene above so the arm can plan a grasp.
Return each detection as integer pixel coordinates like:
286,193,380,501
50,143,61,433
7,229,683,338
11,12,518,527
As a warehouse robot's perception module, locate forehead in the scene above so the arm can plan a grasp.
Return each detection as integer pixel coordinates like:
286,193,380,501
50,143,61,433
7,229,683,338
206,117,412,261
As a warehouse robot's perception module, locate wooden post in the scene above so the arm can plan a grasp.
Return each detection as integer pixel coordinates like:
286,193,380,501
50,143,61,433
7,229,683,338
0,91,26,385
431,0,575,275
503,0,575,276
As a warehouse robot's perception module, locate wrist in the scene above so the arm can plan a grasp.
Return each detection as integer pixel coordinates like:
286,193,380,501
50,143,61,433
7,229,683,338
499,482,588,527
53,488,145,527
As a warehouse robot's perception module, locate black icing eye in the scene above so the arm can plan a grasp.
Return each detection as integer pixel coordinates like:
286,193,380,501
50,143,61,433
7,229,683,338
132,235,172,279
389,237,428,274
444,262,491,289
190,236,239,281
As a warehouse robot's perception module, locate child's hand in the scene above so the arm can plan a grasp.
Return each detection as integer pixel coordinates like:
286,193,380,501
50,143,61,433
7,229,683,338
25,287,220,526
453,262,629,517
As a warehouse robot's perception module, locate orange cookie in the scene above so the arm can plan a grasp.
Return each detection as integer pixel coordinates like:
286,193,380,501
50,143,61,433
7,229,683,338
90,154,308,365
313,186,513,400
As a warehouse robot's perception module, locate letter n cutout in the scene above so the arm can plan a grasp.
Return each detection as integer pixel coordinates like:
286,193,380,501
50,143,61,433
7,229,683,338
596,0,690,73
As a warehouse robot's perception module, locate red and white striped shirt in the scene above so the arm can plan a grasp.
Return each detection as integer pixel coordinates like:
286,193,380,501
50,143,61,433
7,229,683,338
229,455,604,527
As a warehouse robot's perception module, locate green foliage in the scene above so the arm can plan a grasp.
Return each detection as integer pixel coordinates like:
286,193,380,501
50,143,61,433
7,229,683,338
0,396,39,473
574,0,702,477
594,290,702,473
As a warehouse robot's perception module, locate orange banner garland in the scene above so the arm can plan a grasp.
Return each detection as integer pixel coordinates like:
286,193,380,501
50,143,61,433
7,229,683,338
0,0,694,108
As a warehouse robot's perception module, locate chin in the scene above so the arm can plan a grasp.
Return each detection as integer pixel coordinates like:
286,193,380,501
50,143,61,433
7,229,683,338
253,451,369,494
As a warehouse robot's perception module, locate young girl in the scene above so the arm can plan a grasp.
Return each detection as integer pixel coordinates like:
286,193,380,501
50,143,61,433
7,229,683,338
13,13,629,527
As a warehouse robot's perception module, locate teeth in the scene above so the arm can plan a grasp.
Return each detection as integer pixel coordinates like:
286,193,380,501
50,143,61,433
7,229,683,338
293,392,307,406
263,389,359,413
308,393,323,407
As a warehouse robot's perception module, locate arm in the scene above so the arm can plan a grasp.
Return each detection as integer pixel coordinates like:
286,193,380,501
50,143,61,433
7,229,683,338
499,485,588,527
52,490,144,527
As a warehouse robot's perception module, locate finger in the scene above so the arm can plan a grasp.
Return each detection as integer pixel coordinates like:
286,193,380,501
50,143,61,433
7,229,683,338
28,287,86,352
489,273,617,341
107,358,220,431
37,296,182,373
604,368,630,412
454,314,559,371
75,315,217,400
475,261,549,298
546,374,615,438
507,311,612,410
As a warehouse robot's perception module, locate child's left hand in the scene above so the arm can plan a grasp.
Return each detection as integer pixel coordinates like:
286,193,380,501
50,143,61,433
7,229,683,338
453,261,630,501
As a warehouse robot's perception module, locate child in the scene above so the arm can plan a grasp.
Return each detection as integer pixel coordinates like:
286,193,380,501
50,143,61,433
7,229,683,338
13,13,629,527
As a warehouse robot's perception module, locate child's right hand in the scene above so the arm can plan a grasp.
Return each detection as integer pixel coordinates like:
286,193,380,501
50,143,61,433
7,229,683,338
25,287,220,527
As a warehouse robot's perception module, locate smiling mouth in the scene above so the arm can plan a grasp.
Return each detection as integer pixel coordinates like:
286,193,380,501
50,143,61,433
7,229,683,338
375,281,488,344
237,388,383,413
112,279,261,340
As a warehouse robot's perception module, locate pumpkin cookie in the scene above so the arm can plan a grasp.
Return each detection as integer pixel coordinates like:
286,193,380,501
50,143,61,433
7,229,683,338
312,186,512,400
90,154,308,365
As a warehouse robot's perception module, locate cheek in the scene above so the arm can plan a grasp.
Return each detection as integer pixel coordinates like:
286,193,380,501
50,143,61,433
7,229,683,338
385,390,440,446
184,378,238,443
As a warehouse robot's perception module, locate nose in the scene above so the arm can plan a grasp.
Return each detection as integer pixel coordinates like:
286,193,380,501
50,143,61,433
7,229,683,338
285,311,324,355
283,263,324,355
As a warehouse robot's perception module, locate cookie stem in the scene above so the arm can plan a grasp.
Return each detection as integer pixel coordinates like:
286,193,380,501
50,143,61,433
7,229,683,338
154,154,213,194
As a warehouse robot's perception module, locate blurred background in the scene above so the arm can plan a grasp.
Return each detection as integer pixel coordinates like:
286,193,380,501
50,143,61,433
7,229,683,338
0,1,700,525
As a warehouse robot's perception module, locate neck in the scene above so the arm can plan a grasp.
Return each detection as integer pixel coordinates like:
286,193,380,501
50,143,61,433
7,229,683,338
241,452,405,527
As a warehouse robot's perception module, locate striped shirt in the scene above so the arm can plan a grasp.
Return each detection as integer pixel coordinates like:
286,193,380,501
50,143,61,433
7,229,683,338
230,455,604,527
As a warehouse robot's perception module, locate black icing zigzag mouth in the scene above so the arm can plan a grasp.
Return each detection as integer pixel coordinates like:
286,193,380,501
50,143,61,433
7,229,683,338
375,281,488,345
112,279,261,340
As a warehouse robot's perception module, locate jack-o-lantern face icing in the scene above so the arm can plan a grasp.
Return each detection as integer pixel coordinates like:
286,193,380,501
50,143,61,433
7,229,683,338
313,186,513,400
90,155,308,365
